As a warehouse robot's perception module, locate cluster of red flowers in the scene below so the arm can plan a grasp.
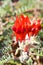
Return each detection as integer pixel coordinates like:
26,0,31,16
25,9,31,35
12,15,41,41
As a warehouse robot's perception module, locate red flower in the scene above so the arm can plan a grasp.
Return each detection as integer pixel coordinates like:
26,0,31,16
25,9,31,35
12,15,41,42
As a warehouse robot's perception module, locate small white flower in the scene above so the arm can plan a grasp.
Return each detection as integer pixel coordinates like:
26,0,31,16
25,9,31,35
19,52,28,63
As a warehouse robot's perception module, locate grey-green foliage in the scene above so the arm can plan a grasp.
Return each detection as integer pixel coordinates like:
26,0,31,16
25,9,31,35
0,41,13,64
0,14,14,64
14,0,40,15
0,53,14,65
14,0,43,15
0,41,14,64
26,58,33,65
0,0,13,17
0,27,13,64
30,48,43,56
38,30,43,38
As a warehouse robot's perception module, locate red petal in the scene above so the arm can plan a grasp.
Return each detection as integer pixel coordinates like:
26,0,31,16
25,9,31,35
24,45,29,52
